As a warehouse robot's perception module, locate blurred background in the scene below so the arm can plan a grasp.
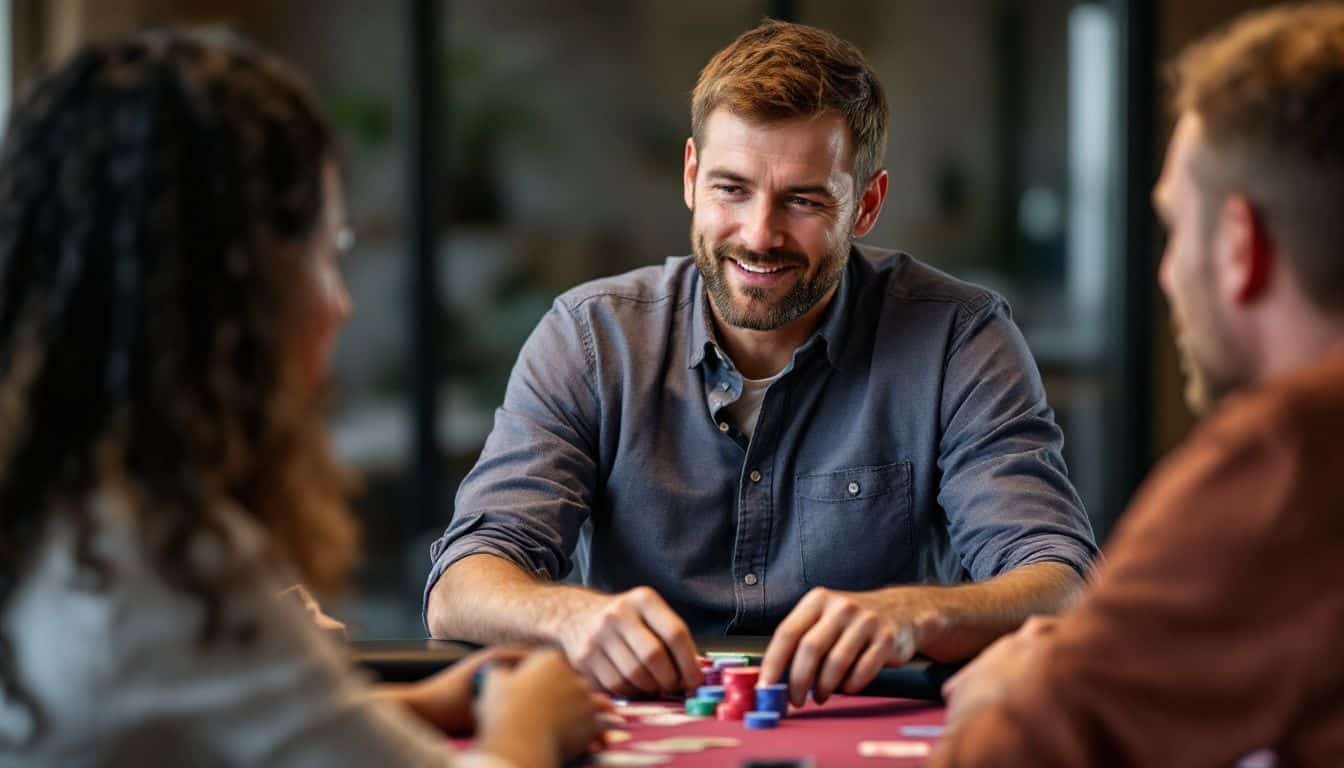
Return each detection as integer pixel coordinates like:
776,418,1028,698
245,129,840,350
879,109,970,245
2,0,1285,638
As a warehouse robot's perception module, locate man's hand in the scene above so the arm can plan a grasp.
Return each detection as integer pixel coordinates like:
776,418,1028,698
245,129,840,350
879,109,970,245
554,586,703,696
942,615,1059,728
761,587,939,707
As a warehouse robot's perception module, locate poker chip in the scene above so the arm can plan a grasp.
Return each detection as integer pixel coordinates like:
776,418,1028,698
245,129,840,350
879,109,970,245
634,736,741,753
615,704,680,717
754,683,789,715
722,667,761,686
684,698,718,716
744,710,781,729
594,751,671,765
695,685,726,701
641,713,700,727
716,702,748,721
899,724,945,738
857,740,932,759
715,665,766,724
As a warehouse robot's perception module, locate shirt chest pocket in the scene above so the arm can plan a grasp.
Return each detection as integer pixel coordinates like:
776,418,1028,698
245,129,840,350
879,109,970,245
794,461,914,590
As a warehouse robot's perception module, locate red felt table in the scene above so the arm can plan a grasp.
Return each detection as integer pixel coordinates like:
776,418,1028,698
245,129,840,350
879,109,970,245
452,695,946,767
594,695,945,767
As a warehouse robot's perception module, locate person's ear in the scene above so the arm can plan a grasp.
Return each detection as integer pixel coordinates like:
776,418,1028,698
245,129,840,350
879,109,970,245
851,170,889,238
1216,195,1271,305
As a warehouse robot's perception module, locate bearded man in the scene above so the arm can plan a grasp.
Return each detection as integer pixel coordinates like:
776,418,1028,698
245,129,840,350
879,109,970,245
933,4,1344,765
424,20,1098,705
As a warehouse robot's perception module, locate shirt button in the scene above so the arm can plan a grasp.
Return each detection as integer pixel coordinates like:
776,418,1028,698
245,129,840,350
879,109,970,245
749,469,762,483
847,481,860,496
719,381,730,391
743,573,758,586
718,421,730,432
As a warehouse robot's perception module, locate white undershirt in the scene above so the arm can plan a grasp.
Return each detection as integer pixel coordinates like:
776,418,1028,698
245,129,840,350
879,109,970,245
722,368,784,441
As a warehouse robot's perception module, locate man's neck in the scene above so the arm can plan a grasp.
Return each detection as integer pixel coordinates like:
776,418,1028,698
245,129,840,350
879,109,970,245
1257,303,1344,384
709,287,836,380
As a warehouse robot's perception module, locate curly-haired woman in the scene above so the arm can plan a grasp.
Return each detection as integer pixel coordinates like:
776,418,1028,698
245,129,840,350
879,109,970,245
0,29,601,768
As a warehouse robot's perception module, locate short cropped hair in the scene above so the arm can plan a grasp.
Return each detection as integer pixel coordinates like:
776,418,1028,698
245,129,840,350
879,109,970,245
1172,2,1344,311
691,20,889,187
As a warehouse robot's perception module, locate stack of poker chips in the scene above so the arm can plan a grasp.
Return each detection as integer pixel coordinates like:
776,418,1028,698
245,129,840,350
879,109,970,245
703,655,746,687
753,682,788,717
684,684,724,716
716,666,760,720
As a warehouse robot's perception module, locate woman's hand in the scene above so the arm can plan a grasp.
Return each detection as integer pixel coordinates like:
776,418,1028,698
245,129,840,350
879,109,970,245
475,649,609,768
391,645,530,735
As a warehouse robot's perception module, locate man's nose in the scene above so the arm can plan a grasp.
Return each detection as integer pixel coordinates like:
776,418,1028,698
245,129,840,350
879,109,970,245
738,199,786,254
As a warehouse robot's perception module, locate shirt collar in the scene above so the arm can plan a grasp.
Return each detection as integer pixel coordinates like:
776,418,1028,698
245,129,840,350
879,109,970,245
686,246,860,371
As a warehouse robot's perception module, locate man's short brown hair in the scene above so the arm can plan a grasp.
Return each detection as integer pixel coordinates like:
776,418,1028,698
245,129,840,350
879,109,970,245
1172,2,1344,311
691,20,889,187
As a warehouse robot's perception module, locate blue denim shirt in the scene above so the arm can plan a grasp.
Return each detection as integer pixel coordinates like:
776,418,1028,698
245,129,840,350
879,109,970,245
425,246,1098,635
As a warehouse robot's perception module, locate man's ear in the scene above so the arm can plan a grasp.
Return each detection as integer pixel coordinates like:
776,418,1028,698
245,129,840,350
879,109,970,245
1217,195,1271,305
683,137,698,211
852,169,889,238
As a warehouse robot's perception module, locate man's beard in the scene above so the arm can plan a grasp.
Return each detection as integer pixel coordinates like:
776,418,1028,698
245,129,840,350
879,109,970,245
1171,297,1250,416
691,226,848,332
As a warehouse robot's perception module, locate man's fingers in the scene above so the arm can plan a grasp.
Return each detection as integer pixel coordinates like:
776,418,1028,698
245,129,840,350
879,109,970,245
632,589,702,690
586,648,635,697
621,623,682,692
786,601,850,707
761,590,826,688
603,630,660,693
815,616,880,701
843,624,910,694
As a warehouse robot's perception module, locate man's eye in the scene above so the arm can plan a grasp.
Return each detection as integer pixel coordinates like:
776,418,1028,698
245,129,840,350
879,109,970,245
789,196,819,208
713,184,745,195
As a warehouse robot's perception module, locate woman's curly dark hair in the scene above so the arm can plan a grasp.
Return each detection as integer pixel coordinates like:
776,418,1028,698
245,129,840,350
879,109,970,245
0,30,358,744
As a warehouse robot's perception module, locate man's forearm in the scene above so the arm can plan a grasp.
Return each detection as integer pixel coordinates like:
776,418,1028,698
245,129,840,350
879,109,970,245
427,553,601,644
878,561,1084,662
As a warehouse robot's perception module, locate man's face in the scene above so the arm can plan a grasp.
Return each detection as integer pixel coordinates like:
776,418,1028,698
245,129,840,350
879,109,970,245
1155,114,1253,415
684,110,872,332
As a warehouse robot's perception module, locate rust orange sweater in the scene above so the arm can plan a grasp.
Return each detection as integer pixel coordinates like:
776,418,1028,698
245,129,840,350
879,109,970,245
932,352,1344,767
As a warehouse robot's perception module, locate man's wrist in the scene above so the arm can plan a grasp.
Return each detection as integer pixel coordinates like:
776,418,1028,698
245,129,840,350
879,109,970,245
534,583,602,641
867,585,944,623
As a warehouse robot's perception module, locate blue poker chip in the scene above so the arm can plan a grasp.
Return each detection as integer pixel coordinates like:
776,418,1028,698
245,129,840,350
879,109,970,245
754,684,788,712
696,685,726,701
744,710,781,729
899,724,946,738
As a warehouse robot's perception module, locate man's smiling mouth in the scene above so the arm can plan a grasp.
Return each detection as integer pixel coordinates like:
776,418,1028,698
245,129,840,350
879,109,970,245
732,259,792,274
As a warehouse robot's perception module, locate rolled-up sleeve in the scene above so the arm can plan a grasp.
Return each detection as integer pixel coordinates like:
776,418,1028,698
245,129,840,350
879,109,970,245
422,298,602,629
935,300,1099,581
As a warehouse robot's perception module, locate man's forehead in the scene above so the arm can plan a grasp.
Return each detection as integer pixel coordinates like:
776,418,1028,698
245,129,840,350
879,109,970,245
1155,113,1204,198
698,109,853,176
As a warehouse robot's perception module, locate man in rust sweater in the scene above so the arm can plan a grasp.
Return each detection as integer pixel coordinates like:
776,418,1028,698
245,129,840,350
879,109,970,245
932,4,1344,766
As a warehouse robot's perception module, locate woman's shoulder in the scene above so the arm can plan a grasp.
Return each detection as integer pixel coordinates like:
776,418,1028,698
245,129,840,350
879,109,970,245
0,492,357,758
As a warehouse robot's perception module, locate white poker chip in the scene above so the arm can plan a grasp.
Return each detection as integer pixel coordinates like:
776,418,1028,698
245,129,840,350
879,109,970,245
640,713,701,727
593,751,672,766
633,736,742,753
858,740,933,758
616,704,680,716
